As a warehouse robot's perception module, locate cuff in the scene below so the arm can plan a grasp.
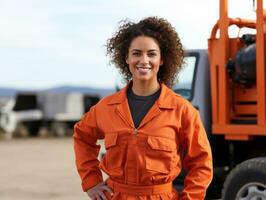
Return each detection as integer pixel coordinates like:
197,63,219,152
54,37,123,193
82,174,103,192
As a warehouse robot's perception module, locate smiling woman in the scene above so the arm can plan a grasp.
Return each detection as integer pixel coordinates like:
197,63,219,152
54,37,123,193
73,16,213,200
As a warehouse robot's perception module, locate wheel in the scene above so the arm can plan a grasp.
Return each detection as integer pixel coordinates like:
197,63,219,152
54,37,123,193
38,126,52,137
222,158,266,200
51,122,69,137
27,122,41,136
13,123,30,137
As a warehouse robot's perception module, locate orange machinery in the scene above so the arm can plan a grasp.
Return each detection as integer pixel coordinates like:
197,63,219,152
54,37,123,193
208,0,266,141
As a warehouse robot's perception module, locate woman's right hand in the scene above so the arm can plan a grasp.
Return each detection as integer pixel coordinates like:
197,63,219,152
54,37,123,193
86,182,113,200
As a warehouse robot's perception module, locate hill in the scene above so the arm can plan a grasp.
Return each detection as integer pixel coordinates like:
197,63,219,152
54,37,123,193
0,85,115,98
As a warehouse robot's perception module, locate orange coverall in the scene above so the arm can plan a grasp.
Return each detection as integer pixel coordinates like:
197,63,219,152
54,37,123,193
74,83,213,200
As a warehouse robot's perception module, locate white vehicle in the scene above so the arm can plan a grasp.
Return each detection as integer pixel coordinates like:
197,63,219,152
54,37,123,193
0,93,42,138
0,92,100,138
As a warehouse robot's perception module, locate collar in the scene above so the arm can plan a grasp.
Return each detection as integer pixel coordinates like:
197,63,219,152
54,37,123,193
107,81,177,109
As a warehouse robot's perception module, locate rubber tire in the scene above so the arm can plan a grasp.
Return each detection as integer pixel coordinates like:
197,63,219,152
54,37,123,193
51,122,68,137
14,123,30,137
222,157,266,200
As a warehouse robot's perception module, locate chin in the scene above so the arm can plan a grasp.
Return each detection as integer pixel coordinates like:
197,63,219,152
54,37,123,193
135,77,154,83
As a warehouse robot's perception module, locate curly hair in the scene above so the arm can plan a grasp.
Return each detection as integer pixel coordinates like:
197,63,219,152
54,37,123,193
106,16,184,88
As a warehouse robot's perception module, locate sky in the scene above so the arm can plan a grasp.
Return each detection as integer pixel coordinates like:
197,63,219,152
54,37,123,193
0,0,258,89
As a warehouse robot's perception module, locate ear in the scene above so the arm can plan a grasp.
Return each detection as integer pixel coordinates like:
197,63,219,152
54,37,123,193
125,55,129,64
160,59,164,66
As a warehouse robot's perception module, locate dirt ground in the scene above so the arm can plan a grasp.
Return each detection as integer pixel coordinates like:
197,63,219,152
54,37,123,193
0,137,221,200
0,137,105,200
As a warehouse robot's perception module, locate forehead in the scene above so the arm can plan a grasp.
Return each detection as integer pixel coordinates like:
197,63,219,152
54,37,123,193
129,36,160,50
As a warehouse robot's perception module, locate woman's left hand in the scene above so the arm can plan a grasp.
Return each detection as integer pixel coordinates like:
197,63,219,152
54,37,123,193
86,182,113,200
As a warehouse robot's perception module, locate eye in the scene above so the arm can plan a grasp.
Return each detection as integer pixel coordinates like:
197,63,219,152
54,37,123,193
132,52,141,56
148,52,157,57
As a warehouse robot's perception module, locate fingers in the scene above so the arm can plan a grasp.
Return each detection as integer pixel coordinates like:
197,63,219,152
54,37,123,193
86,182,113,200
98,190,108,200
87,193,101,200
102,185,114,196
88,192,108,200
95,193,103,200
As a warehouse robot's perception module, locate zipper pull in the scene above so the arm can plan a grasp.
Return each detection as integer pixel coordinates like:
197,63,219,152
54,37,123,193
133,128,138,135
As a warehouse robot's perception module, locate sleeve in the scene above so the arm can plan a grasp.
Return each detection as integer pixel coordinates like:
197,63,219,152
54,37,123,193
73,105,104,192
179,107,213,200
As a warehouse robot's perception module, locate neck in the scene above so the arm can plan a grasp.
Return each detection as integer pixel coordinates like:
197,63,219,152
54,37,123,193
131,80,160,96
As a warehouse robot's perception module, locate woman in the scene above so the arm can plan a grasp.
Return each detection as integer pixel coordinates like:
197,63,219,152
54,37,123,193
74,17,213,200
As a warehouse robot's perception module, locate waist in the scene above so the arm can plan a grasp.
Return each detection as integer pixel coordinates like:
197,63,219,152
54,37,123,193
106,179,173,195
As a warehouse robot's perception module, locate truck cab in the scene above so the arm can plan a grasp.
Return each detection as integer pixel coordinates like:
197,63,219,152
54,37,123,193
173,50,211,135
0,92,43,138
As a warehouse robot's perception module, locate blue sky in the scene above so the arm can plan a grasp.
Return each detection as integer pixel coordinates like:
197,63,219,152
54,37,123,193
0,0,256,89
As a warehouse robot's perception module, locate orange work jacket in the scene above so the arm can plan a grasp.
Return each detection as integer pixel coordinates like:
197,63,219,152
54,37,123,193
74,83,213,200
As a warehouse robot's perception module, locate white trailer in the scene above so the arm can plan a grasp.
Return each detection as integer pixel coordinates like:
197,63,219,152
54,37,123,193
0,91,99,138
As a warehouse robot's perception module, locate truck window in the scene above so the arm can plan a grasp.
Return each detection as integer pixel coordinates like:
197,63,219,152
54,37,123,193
172,56,197,100
13,93,39,111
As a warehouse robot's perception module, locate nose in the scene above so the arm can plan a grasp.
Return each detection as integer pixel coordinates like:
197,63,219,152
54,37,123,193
139,54,149,64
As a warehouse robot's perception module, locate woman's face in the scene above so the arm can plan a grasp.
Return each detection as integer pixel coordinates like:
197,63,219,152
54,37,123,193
126,36,163,84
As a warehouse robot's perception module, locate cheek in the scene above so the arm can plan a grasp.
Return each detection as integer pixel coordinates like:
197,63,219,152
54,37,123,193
128,63,135,74
127,58,138,67
154,60,162,68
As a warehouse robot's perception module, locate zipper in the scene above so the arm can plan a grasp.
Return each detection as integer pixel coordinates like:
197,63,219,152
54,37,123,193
115,107,139,136
133,128,138,135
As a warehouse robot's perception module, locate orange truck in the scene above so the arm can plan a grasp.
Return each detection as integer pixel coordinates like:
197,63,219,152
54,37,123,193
187,0,266,199
170,0,266,199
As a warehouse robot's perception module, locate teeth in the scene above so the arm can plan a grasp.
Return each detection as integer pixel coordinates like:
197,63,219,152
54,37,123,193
137,66,151,69
137,67,151,69
136,64,151,69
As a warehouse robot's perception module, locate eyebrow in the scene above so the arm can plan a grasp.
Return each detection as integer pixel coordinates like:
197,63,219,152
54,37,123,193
130,49,159,52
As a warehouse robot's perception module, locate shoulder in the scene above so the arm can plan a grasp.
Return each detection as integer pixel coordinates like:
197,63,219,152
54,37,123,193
163,90,201,131
93,89,125,108
163,87,198,120
164,86,196,111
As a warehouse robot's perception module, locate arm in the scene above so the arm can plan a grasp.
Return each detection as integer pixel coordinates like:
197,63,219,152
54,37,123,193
180,108,213,200
73,105,104,192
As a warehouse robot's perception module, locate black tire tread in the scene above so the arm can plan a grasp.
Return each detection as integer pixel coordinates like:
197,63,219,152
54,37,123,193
222,157,266,199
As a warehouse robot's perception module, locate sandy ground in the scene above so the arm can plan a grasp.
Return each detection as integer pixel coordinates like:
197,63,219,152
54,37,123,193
0,137,105,200
0,137,221,200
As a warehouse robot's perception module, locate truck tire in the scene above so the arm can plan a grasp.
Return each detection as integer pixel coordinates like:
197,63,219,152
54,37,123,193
51,122,68,137
222,158,266,200
38,126,52,137
14,123,30,137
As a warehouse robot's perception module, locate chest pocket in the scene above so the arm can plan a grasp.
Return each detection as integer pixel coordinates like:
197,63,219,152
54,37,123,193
145,136,177,174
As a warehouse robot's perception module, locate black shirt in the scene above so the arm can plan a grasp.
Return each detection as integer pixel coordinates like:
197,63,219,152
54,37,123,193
127,88,161,128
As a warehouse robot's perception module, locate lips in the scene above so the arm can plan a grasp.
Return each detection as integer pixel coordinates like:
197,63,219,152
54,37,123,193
136,64,152,70
136,67,151,70
136,66,151,74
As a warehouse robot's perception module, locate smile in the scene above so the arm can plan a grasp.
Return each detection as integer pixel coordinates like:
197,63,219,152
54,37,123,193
136,67,152,70
136,67,152,74
136,66,151,70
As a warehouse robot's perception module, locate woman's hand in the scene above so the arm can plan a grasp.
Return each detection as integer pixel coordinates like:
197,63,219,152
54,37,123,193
86,182,113,200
